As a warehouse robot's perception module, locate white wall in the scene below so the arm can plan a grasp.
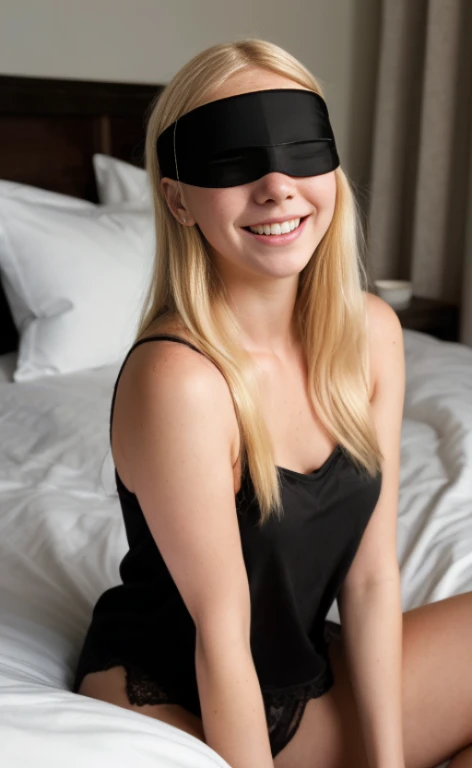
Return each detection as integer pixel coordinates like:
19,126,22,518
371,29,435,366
0,0,380,193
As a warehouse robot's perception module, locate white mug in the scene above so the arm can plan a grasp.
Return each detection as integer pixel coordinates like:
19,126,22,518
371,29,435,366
374,280,413,310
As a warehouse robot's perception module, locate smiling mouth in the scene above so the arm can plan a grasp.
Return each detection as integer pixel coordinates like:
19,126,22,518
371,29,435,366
242,215,308,235
241,216,308,232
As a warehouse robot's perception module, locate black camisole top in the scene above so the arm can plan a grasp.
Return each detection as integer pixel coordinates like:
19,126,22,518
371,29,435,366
73,335,383,756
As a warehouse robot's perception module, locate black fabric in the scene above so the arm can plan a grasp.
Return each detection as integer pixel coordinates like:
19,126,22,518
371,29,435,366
73,335,382,758
156,88,340,187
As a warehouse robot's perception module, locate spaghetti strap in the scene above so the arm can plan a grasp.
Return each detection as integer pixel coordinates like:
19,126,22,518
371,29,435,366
109,335,204,442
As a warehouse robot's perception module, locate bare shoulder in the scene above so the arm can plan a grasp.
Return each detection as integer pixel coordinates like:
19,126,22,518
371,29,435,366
364,291,404,401
112,328,240,492
364,290,403,341
109,323,253,639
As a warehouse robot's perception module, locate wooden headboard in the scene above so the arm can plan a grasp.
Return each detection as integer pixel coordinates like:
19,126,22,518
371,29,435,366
0,74,164,355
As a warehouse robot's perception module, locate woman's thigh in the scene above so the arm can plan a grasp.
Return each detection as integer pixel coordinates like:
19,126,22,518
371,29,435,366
274,592,472,768
78,666,206,743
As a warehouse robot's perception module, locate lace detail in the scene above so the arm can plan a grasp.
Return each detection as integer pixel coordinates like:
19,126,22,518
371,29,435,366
75,656,181,707
263,689,309,756
124,664,180,707
75,624,342,758
262,672,335,757
261,625,341,758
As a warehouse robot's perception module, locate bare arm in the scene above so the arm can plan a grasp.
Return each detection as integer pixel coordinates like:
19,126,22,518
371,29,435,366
338,296,406,768
119,342,274,768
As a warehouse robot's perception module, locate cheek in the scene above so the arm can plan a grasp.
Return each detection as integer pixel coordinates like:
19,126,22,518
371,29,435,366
193,190,244,243
313,177,337,221
193,189,238,224
191,201,234,252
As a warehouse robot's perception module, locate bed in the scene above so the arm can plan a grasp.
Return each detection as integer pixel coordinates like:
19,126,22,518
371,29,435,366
0,75,470,768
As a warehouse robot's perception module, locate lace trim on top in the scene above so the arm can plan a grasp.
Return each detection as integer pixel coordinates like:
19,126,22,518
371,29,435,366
76,623,341,757
79,658,335,758
76,657,181,707
124,664,181,707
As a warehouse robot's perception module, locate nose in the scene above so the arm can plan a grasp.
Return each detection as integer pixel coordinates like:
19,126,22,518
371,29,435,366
253,172,296,204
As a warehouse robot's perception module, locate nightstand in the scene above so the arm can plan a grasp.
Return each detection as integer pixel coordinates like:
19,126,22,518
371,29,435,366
393,296,459,342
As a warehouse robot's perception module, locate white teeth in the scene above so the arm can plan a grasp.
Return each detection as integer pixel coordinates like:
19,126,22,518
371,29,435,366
248,217,301,235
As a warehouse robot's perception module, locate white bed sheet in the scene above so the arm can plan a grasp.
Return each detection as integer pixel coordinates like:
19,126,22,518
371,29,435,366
0,329,471,767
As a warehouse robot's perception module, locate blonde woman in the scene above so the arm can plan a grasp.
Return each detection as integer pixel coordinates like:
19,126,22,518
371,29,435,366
73,39,472,768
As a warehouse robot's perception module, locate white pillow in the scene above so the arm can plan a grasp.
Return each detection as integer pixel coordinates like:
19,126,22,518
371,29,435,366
93,154,152,206
0,184,155,382
0,181,95,329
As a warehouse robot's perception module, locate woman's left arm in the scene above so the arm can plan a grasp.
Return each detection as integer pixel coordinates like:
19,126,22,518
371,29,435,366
338,567,404,768
337,294,406,768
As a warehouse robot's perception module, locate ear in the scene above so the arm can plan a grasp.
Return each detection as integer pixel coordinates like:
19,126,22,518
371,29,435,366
160,178,194,225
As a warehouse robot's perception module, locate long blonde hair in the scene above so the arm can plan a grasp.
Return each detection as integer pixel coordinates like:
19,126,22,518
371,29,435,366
135,38,383,526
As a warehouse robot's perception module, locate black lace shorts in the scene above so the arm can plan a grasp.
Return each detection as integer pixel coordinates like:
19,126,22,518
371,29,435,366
73,620,342,759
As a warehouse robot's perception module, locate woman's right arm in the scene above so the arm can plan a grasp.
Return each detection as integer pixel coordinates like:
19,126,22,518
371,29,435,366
117,342,274,768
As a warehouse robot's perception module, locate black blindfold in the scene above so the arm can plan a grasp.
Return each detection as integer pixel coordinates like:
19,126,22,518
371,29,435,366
156,88,340,188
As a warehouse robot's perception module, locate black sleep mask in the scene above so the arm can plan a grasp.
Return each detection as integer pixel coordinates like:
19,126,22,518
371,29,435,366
156,88,339,188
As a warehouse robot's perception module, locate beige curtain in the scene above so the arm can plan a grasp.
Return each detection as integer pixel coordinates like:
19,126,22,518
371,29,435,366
367,0,472,347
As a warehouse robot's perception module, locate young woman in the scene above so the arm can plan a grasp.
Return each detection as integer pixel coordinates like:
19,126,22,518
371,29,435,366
73,39,472,768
